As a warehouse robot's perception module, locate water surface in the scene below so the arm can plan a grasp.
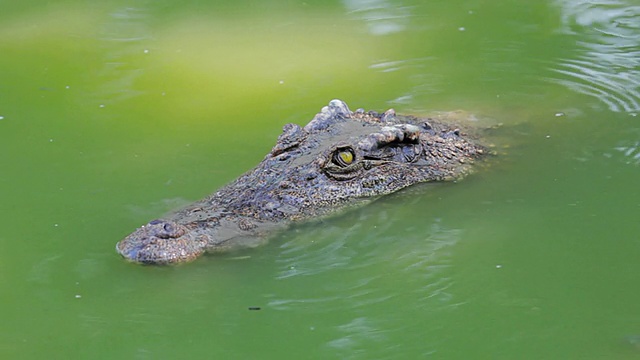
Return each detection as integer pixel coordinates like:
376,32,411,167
2,0,640,358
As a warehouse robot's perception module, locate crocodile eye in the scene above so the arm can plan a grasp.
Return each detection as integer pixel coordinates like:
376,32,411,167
332,148,355,167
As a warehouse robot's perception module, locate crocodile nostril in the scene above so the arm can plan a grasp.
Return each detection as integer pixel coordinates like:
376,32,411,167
144,220,186,239
163,222,175,234
159,221,186,238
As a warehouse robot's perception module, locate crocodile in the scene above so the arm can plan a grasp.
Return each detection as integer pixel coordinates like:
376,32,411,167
116,99,486,265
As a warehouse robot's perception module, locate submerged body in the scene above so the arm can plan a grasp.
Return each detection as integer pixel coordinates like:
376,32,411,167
116,100,486,264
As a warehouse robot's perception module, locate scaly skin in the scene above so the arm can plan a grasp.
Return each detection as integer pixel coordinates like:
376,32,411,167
116,99,486,264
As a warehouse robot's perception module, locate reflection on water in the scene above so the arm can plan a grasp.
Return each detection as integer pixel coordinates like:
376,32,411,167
550,0,640,112
267,206,461,356
343,0,410,35
265,200,461,352
274,212,458,285
95,5,152,104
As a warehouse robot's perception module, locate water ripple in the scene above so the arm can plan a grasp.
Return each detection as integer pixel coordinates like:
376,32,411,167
614,141,640,165
369,57,434,73
548,0,640,113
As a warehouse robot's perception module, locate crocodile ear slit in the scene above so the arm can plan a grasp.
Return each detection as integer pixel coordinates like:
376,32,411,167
270,123,306,156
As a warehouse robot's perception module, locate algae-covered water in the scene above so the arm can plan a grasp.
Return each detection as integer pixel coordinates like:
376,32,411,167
2,0,640,358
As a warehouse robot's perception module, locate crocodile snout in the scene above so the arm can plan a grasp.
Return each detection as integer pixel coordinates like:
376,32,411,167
116,219,207,265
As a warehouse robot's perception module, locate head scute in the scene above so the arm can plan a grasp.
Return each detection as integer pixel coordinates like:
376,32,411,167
303,99,352,132
356,124,421,152
381,108,396,123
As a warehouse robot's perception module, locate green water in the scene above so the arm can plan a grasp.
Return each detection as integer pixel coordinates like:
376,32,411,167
2,0,640,358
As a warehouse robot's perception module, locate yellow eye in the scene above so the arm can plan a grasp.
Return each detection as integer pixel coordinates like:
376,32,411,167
339,150,353,164
333,148,355,167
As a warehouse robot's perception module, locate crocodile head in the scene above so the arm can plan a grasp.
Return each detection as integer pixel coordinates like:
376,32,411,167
116,99,485,265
